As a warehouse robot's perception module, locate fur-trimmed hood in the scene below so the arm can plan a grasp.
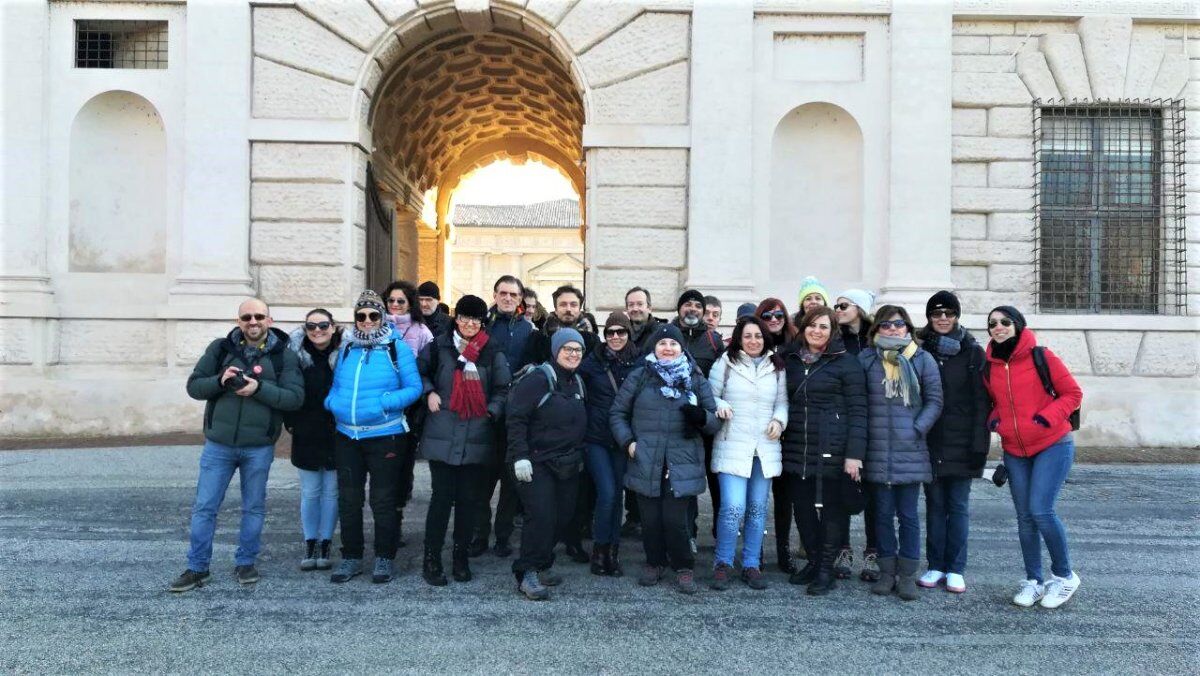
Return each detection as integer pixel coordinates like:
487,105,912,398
288,326,342,370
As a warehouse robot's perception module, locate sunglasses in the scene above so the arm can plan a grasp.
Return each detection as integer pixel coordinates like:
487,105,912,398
304,321,332,331
239,313,267,322
604,328,629,337
386,297,407,306
760,310,786,321
988,318,1014,328
929,309,958,319
355,311,381,322
833,303,851,311
878,319,908,330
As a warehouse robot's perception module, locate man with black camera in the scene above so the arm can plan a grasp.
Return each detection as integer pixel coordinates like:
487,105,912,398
170,298,304,592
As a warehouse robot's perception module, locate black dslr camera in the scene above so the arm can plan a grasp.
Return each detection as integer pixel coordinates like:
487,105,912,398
225,368,250,391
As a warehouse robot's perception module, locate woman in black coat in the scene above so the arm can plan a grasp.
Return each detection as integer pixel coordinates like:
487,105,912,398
915,291,990,594
284,309,342,572
779,307,868,595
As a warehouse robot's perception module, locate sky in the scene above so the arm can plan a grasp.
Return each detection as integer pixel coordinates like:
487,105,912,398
449,158,577,207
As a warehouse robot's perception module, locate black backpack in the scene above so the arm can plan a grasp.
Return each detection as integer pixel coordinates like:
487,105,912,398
339,339,400,372
510,362,585,410
983,346,1080,431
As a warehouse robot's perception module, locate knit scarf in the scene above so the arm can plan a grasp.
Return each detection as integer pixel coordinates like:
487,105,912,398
351,320,392,346
646,352,695,404
924,326,964,359
875,335,921,407
449,330,490,419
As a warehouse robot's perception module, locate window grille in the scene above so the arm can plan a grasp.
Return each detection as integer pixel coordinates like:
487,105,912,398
75,20,168,69
1033,99,1186,314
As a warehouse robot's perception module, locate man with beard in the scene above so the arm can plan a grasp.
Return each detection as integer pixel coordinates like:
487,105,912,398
625,286,664,355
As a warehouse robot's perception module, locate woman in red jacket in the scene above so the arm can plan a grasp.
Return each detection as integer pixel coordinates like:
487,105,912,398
983,306,1083,610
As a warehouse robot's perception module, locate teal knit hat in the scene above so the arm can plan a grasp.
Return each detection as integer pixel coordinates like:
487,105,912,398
797,276,830,308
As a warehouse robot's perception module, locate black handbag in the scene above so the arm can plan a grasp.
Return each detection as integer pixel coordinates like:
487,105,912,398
841,476,866,515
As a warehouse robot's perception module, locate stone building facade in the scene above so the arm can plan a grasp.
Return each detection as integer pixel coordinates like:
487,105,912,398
0,0,1196,449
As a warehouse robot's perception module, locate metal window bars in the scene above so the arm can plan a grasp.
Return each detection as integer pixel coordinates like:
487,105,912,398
75,20,168,69
1032,99,1186,314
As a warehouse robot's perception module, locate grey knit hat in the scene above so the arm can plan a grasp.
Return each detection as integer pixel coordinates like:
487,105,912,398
355,289,386,316
551,327,585,358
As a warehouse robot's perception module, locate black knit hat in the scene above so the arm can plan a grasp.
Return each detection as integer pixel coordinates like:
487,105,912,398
676,289,705,311
418,281,441,300
650,322,686,347
989,305,1027,334
926,290,961,317
454,295,488,321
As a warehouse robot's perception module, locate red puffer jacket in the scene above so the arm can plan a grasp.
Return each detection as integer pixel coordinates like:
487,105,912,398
983,329,1082,458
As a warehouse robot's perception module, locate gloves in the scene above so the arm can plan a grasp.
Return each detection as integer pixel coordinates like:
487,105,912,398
680,404,707,428
1033,414,1051,428
988,418,1000,432
513,459,533,483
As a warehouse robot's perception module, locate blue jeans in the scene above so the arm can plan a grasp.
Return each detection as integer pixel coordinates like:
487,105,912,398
714,457,771,569
298,468,338,541
186,440,274,571
1005,434,1074,582
872,483,921,561
924,477,972,573
584,442,627,545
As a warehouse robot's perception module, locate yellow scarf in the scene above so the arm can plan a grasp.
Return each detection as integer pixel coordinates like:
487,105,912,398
880,340,918,384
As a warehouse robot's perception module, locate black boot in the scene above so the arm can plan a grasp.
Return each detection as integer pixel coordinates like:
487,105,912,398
776,542,796,575
607,543,624,578
301,539,318,571
467,536,489,558
807,543,840,596
564,541,590,564
590,544,608,576
452,545,473,582
316,540,333,570
423,548,448,587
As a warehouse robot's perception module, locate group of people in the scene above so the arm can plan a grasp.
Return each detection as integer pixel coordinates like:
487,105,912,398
171,274,1083,609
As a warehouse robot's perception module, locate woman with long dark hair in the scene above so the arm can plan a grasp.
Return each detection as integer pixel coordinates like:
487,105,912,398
754,297,800,573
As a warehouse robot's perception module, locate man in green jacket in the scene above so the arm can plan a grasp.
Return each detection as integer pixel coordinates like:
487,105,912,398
169,299,304,593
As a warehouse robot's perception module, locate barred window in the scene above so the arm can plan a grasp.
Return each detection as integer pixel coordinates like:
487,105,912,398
1033,100,1186,314
75,20,168,69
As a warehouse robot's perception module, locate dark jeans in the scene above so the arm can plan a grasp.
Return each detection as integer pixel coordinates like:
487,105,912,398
925,476,973,574
513,462,579,578
872,483,921,561
787,474,849,562
584,442,627,545
638,480,695,571
424,460,488,553
476,432,521,546
773,475,792,555
335,433,403,560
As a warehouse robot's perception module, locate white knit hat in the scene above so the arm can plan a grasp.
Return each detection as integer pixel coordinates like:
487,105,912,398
837,289,875,315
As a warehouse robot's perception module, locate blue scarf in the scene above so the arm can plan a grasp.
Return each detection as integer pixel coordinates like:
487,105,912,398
646,353,695,403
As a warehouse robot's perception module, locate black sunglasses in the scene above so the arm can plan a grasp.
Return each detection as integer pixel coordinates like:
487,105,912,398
604,328,629,337
760,310,786,321
833,303,851,311
930,309,958,319
305,321,332,331
988,318,1014,328
878,319,907,329
355,311,381,322
239,313,267,322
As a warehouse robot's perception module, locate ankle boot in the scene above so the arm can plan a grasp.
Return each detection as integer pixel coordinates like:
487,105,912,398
896,557,920,601
871,557,897,596
423,547,448,587
807,543,840,596
590,544,608,576
608,543,624,577
776,542,796,575
301,539,318,571
451,545,472,582
316,540,333,570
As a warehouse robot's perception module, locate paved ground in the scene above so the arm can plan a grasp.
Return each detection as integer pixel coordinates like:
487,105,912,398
1,446,1197,675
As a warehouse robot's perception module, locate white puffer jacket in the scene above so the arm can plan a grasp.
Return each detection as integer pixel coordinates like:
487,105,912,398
709,351,788,479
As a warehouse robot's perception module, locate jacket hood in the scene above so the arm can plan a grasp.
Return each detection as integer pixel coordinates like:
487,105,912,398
288,325,342,369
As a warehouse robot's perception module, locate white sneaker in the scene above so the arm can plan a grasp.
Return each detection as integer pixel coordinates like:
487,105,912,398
1012,579,1044,607
1040,572,1080,609
918,569,945,588
945,573,966,593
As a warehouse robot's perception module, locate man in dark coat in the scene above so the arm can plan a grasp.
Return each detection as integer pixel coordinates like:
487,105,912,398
522,285,600,366
625,286,666,355
418,281,453,339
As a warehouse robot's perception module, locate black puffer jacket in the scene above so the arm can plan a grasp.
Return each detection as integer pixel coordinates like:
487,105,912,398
672,318,725,377
505,363,587,466
779,342,869,480
629,316,666,355
609,361,721,498
417,332,511,465
919,328,990,479
577,346,640,448
284,327,341,471
839,324,869,355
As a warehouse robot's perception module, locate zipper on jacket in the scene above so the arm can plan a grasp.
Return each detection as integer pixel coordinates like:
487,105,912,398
802,365,809,480
1004,362,1028,456
350,347,366,435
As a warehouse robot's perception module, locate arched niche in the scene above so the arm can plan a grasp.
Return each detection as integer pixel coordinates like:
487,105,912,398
769,102,864,293
69,91,166,273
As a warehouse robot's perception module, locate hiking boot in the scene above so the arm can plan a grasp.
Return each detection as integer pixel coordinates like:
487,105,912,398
675,569,698,595
331,558,363,584
590,544,608,576
467,537,489,558
564,542,590,564
709,562,733,591
918,569,946,589
859,549,880,582
1012,579,1045,608
833,547,853,580
539,569,563,587
451,546,472,583
234,565,260,585
372,558,394,584
493,540,512,558
1040,572,1080,609
788,562,819,586
742,567,768,590
315,540,333,570
422,549,447,587
638,565,664,587
169,569,210,593
607,543,624,578
871,557,897,596
518,570,550,601
301,539,318,571
896,558,920,601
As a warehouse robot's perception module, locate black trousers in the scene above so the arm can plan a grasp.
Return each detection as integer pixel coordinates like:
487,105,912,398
624,489,641,524
787,474,850,565
773,475,793,554
563,465,594,546
335,433,403,559
688,435,721,539
513,463,579,578
398,437,416,507
424,460,488,553
639,480,695,571
476,430,521,546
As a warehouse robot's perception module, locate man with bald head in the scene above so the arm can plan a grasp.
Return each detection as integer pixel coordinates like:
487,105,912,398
170,298,304,592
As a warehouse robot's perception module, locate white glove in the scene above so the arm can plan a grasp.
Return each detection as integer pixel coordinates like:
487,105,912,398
514,459,533,483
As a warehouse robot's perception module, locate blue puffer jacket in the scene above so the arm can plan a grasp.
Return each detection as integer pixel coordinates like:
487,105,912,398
324,330,423,440
858,346,944,485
